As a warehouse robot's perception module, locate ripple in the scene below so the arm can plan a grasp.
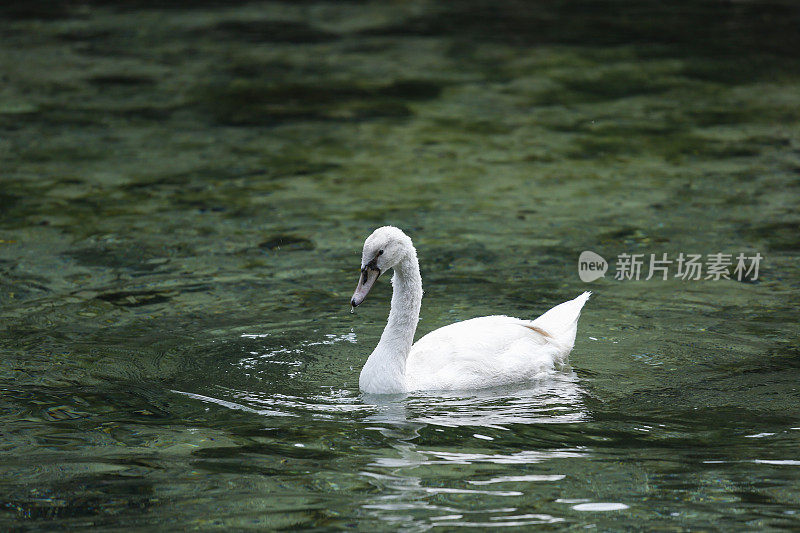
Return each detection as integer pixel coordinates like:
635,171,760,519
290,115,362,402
169,389,295,417
572,503,629,511
419,449,585,465
470,474,566,485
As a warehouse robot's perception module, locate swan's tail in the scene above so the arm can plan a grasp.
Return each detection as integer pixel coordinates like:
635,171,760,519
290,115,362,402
530,291,591,351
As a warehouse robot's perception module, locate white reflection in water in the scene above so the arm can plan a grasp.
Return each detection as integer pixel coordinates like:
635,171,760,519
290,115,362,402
236,331,357,373
355,374,590,528
363,372,589,428
470,474,566,485
572,502,629,511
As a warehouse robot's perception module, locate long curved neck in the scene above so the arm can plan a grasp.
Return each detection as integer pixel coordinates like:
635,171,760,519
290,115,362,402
359,252,422,394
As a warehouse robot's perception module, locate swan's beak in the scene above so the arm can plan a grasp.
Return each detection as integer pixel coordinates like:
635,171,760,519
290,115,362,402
351,266,380,308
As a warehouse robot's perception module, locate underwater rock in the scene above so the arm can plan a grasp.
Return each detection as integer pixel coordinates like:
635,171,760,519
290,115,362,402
196,79,441,126
259,235,315,251
86,74,156,87
206,20,339,44
743,221,800,252
96,290,172,307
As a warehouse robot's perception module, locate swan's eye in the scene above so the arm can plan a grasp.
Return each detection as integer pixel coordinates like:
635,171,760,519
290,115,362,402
378,249,384,256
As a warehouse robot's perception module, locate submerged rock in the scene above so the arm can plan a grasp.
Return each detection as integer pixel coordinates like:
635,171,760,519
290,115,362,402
195,79,441,126
205,20,339,44
259,235,314,251
96,290,173,307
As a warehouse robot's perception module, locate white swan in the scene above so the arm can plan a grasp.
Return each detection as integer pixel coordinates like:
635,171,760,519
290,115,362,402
351,226,590,394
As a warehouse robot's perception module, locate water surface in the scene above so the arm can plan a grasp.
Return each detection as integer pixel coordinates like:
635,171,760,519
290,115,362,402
1,1,799,530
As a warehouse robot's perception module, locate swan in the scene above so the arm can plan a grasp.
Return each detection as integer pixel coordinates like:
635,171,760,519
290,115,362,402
350,226,591,394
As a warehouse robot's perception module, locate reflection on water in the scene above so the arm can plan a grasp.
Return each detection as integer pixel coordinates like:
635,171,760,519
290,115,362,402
406,377,589,427
355,381,590,529
2,0,800,529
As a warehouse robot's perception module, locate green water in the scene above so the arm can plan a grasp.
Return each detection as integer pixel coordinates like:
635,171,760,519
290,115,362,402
2,1,799,530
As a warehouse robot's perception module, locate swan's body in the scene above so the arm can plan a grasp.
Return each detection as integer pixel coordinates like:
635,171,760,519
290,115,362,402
351,226,590,394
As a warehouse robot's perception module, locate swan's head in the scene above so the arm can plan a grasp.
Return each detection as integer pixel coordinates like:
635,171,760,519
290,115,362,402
351,226,413,308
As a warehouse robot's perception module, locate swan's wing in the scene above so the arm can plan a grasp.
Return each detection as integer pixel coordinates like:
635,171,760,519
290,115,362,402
404,291,592,391
407,316,565,390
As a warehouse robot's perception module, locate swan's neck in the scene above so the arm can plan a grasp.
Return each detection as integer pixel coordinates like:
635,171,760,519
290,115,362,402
359,253,422,394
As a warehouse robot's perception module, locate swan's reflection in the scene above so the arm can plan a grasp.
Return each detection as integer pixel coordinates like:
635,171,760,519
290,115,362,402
363,372,588,428
357,374,589,528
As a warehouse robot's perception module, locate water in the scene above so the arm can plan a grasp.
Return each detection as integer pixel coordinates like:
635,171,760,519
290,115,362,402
2,0,799,530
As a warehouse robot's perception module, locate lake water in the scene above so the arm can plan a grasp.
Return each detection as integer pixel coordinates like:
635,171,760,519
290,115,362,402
1,1,799,530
